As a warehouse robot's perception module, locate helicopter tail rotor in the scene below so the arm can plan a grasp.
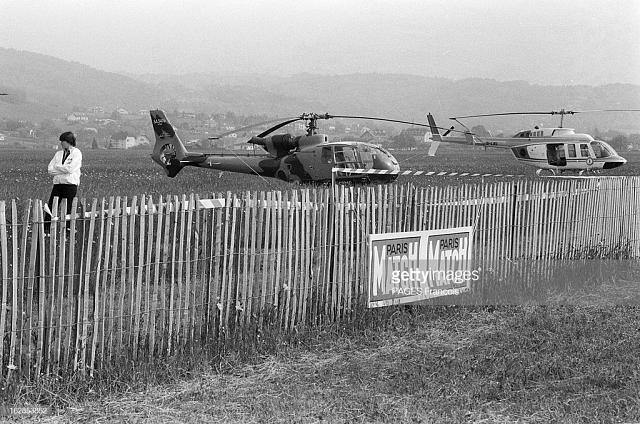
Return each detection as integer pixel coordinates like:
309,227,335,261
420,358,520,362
150,110,204,177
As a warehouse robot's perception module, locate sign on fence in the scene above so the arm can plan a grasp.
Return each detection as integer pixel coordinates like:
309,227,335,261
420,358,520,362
368,227,477,308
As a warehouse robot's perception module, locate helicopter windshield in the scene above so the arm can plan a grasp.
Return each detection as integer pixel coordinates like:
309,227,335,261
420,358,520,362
590,141,613,158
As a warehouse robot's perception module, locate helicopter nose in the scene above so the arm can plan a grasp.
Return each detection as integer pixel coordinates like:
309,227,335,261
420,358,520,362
602,156,627,169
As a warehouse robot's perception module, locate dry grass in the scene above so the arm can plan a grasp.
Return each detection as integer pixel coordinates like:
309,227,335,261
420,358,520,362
9,303,639,423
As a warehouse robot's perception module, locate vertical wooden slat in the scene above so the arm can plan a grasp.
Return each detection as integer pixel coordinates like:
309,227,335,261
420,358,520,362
89,199,106,376
44,197,58,376
303,190,313,325
320,188,331,323
0,201,8,380
107,197,121,364
117,196,128,359
33,201,46,378
98,197,115,368
159,196,172,355
290,190,301,331
125,196,138,355
149,196,163,358
273,191,283,318
258,192,271,329
167,196,179,355
195,195,206,344
8,201,19,380
224,192,238,337
218,193,231,339
183,193,194,349
210,196,223,341
246,192,259,329
143,196,154,359
133,195,146,361
25,201,40,379
283,191,294,331
179,194,191,349
17,200,31,375
296,189,306,327
76,199,97,374
344,188,353,320
190,195,201,349
53,199,66,371
337,186,346,321
35,201,46,379
238,192,250,333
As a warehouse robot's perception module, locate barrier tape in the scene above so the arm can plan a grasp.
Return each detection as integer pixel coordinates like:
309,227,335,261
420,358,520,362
332,168,524,177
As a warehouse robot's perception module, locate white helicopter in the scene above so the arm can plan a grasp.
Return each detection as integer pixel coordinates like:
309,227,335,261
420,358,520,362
426,109,638,175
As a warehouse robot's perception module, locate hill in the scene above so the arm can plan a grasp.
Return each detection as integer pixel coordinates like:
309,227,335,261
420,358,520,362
1,48,640,132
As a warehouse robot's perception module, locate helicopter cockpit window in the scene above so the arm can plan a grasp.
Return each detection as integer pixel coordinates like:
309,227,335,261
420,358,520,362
590,141,612,158
567,144,576,158
333,146,361,169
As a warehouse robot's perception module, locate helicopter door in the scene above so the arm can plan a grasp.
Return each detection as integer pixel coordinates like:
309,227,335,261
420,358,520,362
333,146,363,169
546,144,567,167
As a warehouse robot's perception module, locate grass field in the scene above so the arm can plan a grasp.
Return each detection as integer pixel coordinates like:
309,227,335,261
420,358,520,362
2,145,640,202
3,144,640,422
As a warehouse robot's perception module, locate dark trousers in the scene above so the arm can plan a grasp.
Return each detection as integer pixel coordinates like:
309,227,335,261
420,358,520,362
44,184,78,233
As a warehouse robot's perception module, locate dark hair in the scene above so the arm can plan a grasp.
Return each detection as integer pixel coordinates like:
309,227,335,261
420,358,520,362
59,131,76,146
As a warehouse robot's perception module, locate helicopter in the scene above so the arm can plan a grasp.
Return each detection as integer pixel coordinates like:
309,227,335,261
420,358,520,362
425,109,637,175
150,109,453,183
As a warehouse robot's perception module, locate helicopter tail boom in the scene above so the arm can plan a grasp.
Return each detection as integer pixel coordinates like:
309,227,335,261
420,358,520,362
150,109,191,177
426,113,442,156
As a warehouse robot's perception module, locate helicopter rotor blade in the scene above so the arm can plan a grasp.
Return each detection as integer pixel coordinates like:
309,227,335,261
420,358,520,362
255,117,303,138
450,111,559,120
328,114,469,135
451,108,640,120
208,116,300,140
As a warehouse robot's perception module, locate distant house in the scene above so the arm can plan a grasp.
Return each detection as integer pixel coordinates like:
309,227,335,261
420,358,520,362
180,111,196,119
360,129,387,142
401,127,429,143
109,134,151,149
67,113,89,123
116,108,129,115
96,118,117,126
108,138,126,149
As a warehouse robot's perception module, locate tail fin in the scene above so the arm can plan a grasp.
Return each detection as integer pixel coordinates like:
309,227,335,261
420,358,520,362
426,113,441,156
150,110,188,177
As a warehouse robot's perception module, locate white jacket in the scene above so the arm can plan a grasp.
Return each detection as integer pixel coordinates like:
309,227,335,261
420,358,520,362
48,147,82,185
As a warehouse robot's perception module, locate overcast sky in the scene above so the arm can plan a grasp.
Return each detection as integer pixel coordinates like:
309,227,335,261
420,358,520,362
1,0,639,86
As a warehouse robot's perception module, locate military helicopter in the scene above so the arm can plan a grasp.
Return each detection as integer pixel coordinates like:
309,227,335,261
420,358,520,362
150,109,455,183
426,109,638,175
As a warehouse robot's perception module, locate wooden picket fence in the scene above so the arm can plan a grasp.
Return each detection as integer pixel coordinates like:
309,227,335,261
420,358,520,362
0,176,639,383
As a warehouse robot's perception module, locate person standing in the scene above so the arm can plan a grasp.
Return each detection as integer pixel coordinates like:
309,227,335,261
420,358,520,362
44,131,82,233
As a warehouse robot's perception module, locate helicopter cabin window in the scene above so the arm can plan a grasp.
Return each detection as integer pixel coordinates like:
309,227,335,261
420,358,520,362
546,144,566,166
321,147,333,163
579,144,590,157
333,146,361,169
567,144,576,158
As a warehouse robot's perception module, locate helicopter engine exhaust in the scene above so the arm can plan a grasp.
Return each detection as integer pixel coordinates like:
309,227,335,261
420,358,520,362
248,134,299,157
